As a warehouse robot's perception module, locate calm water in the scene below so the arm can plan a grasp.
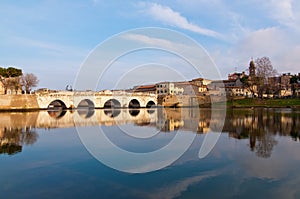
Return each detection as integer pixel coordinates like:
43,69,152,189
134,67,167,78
0,108,300,199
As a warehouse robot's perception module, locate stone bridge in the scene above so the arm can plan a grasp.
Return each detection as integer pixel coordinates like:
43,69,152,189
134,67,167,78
36,91,157,109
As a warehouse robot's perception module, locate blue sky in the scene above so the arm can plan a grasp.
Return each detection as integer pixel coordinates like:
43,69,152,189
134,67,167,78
1,0,300,90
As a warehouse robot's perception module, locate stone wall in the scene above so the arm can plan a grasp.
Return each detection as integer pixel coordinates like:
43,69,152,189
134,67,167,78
161,95,212,107
0,95,39,110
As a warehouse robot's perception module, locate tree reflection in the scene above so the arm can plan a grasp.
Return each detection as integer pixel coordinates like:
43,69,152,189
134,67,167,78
290,113,300,141
227,108,280,158
254,109,278,158
0,127,38,155
255,131,277,158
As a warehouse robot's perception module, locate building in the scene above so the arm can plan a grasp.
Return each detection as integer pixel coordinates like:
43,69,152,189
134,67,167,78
249,59,256,77
0,76,22,95
133,84,156,94
280,73,292,88
228,72,246,81
202,78,212,86
208,78,246,97
278,73,292,97
0,80,4,94
174,82,199,95
156,82,184,95
198,85,208,94
294,84,300,97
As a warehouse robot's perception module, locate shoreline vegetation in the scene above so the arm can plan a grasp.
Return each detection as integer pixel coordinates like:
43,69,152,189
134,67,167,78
225,98,300,108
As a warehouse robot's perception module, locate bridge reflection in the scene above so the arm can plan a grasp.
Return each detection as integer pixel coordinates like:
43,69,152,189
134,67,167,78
0,108,300,157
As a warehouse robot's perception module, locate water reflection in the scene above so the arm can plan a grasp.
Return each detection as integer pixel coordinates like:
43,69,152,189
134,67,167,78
0,108,299,158
0,127,38,155
129,109,140,117
104,108,121,118
77,107,95,119
47,109,66,118
225,109,299,158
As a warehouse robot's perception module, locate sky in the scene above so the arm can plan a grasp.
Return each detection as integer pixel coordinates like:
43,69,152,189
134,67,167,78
1,0,300,90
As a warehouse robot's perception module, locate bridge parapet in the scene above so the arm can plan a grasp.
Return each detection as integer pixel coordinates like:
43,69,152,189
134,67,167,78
35,91,157,109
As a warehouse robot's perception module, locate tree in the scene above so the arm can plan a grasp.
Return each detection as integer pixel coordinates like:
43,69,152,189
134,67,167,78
0,67,22,78
0,67,23,94
241,75,256,98
255,57,277,98
21,73,39,93
255,57,277,80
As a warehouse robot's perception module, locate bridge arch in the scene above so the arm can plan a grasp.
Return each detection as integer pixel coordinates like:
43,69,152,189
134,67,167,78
129,99,140,109
48,99,67,109
146,100,156,108
47,99,67,119
104,99,121,108
77,99,95,109
77,99,95,118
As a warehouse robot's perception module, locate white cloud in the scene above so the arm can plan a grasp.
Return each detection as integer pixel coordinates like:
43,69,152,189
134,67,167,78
210,26,300,77
234,27,300,73
145,172,218,199
139,3,222,38
121,32,222,79
235,27,287,57
269,0,294,24
122,33,180,50
261,0,300,32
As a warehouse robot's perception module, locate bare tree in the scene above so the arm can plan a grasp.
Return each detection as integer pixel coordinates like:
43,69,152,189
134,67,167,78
255,57,277,98
21,73,39,94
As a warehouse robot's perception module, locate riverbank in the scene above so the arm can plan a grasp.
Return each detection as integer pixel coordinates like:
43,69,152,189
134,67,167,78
227,98,300,108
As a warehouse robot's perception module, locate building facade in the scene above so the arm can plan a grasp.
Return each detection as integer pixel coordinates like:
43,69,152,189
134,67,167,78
156,82,184,95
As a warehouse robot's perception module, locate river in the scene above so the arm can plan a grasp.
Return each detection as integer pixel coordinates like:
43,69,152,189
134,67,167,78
0,107,300,198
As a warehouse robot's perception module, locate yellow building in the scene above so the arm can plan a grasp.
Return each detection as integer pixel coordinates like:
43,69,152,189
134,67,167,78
0,81,4,94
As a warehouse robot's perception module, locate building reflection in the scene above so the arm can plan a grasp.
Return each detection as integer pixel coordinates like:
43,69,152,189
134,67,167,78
0,108,299,157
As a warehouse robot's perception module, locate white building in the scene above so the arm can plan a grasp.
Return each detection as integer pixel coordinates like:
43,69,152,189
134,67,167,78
156,82,184,95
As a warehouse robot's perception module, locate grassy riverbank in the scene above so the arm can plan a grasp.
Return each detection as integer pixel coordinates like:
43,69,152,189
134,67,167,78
227,98,300,108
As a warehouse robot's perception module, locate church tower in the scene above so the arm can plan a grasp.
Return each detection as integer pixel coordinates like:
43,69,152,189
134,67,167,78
249,59,256,77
